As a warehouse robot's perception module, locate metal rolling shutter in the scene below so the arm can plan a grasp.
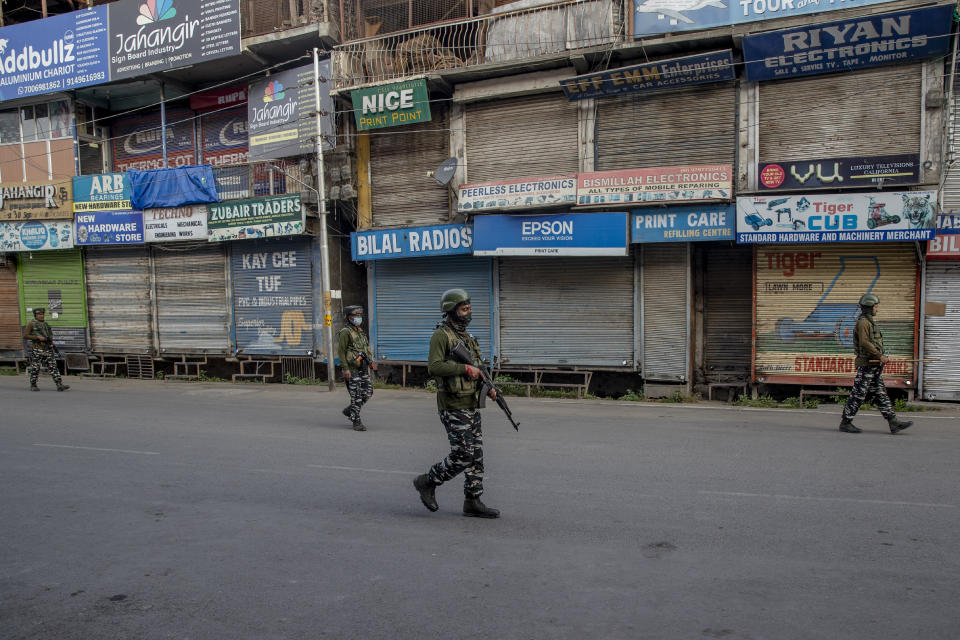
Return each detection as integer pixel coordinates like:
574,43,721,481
370,108,451,228
642,244,690,381
499,257,634,367
703,244,752,380
942,74,960,213
922,262,960,400
596,84,735,169
755,243,917,383
0,258,20,351
759,65,921,161
85,246,153,354
17,249,87,352
154,244,230,354
373,255,492,362
466,93,579,182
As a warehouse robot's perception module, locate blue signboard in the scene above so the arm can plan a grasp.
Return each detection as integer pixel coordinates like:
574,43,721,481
0,6,109,101
75,210,144,245
351,224,473,261
634,0,899,38
632,205,734,243
72,174,132,212
937,214,960,235
473,212,628,256
743,5,953,82
561,51,734,100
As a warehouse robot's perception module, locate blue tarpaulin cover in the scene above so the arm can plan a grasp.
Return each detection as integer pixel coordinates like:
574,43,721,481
127,165,220,210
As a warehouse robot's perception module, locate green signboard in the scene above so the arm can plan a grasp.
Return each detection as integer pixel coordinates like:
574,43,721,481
207,194,304,242
351,79,432,131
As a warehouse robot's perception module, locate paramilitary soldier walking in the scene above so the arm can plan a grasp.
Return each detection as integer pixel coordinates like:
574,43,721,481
23,308,69,392
839,293,912,434
337,305,375,431
413,288,500,518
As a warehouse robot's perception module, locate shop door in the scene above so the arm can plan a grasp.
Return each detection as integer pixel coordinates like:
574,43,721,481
922,262,960,400
85,246,153,354
154,244,230,354
499,257,634,367
642,244,690,381
0,257,21,351
703,245,753,381
18,249,88,352
373,255,493,362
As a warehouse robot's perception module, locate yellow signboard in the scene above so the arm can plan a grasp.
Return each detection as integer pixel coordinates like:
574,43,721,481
0,181,73,221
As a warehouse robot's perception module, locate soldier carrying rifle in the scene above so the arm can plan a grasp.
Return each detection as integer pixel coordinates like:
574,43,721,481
337,305,376,432
23,308,69,392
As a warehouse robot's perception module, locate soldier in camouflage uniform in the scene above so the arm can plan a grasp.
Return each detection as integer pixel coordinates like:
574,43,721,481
413,289,500,519
839,293,912,434
23,308,69,392
337,305,375,431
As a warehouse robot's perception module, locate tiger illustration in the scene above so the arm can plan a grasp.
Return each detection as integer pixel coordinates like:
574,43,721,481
901,193,933,229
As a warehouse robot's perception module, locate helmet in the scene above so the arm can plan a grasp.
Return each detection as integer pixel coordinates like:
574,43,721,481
32,308,45,316
859,293,879,307
343,305,364,318
440,288,470,313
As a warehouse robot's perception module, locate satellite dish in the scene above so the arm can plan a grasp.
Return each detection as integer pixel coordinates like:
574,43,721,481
433,157,458,186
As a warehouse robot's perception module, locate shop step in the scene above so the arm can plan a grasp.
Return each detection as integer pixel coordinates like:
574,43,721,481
166,356,208,380
707,382,748,402
126,355,155,380
232,357,281,383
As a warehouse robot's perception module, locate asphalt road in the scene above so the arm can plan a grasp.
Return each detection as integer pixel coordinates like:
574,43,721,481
1,375,958,640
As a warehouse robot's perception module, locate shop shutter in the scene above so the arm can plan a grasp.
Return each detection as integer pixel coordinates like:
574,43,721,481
596,84,735,169
942,74,960,213
231,238,314,355
0,258,21,351
755,243,917,383
466,93,579,182
370,108,451,228
922,262,960,400
642,244,690,381
85,246,153,354
17,249,87,352
372,255,492,362
499,256,634,367
759,65,921,161
154,244,230,354
703,244,752,381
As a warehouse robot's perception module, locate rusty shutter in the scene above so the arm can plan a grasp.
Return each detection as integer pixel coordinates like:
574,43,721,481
154,244,230,355
596,83,736,170
0,257,20,351
755,243,917,385
465,93,579,182
702,244,752,381
922,261,960,401
642,244,690,381
759,65,922,161
370,107,450,228
85,246,154,354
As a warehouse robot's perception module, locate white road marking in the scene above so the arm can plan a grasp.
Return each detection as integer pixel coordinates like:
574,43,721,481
308,464,417,476
699,490,954,509
33,443,160,455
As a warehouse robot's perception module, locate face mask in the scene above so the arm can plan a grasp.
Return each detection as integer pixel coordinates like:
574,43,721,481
350,317,362,326
458,311,472,325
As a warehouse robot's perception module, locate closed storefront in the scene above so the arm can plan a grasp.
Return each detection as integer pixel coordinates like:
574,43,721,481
85,246,154,354
701,244,753,382
18,249,88,352
944,70,960,213
154,244,230,355
641,244,689,381
921,235,960,401
0,256,21,352
754,243,918,388
231,237,314,355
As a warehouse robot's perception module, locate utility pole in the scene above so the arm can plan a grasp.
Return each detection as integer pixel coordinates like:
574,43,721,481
313,47,337,391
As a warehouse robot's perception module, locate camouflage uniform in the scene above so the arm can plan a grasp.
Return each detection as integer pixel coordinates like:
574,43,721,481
842,314,894,421
23,318,63,388
337,323,374,423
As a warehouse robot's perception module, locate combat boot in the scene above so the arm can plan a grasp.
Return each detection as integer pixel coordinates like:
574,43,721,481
56,383,70,392
351,418,366,431
888,416,913,434
342,406,352,419
839,418,862,434
29,383,38,392
413,474,438,512
463,497,499,519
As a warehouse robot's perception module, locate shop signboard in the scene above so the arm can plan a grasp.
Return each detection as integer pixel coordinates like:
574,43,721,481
935,213,960,234
0,6,109,101
634,0,898,38
632,204,734,243
112,109,195,172
231,237,313,355
577,165,731,205
473,212,628,257
200,107,248,166
0,220,73,251
75,210,144,245
737,192,936,243
0,181,72,221
248,61,333,161
207,193,303,242
759,155,920,191
72,174,132,211
351,78,431,131
742,5,953,82
190,85,247,111
457,175,576,213
351,223,472,261
561,50,734,100
927,234,960,260
144,205,208,242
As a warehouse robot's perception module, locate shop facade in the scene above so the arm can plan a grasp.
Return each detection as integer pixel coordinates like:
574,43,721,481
920,221,960,400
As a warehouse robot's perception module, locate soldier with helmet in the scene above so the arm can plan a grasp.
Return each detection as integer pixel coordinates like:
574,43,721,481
337,305,376,431
839,293,912,434
23,308,69,392
413,288,500,518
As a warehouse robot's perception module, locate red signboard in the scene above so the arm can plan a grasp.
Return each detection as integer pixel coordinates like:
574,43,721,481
927,234,960,260
190,86,248,112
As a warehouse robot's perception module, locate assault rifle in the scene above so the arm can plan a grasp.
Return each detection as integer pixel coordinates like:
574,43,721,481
353,350,375,374
450,341,519,431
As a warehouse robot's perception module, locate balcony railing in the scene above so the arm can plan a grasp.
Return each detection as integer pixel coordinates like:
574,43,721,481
332,0,624,91
242,0,340,38
213,160,312,201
